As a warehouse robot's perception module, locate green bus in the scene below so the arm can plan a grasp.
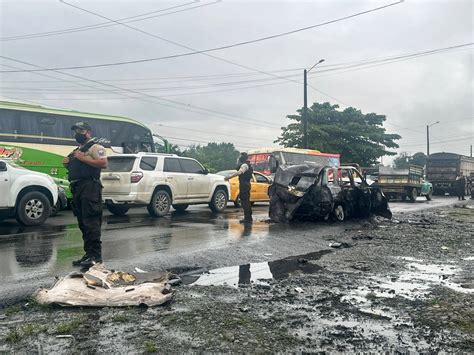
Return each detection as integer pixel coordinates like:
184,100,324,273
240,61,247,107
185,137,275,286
0,100,165,199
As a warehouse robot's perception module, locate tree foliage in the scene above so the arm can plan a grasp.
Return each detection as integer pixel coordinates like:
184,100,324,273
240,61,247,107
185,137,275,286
181,142,240,173
393,151,427,169
275,102,401,166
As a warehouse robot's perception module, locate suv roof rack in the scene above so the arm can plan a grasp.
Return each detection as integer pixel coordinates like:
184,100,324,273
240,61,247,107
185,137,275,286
135,152,178,157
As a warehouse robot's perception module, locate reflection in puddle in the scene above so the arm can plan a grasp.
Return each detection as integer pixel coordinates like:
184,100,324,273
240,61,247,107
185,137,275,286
186,250,332,287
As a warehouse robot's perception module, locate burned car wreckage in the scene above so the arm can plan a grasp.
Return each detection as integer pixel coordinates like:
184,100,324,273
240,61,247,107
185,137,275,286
269,164,392,223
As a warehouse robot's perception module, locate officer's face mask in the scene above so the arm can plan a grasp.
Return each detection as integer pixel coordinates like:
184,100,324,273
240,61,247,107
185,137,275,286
74,131,88,144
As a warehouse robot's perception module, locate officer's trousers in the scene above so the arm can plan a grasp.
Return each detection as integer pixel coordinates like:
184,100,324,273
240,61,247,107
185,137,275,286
71,179,103,259
240,184,252,222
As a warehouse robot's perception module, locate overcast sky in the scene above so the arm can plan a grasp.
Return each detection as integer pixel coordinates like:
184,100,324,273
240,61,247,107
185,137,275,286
0,0,472,162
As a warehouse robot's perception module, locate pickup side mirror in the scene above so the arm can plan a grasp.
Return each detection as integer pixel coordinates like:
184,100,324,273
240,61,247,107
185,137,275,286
0,161,7,172
202,168,209,175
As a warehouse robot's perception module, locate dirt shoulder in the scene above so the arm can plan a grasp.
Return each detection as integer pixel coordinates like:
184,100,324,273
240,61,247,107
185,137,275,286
1,202,473,353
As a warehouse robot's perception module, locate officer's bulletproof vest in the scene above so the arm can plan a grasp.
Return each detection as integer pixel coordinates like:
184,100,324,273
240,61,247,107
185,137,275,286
67,139,101,181
237,161,253,186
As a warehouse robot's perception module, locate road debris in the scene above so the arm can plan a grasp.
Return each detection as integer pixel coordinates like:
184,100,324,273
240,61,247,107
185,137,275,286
33,264,173,307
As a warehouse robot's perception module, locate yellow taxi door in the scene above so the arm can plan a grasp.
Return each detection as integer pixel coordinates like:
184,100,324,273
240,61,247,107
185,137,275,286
252,173,271,201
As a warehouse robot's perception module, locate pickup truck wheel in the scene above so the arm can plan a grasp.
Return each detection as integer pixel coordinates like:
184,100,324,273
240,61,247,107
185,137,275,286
173,204,189,212
148,190,171,217
209,188,228,212
107,204,130,216
333,205,345,221
425,189,433,201
16,191,51,226
408,187,418,202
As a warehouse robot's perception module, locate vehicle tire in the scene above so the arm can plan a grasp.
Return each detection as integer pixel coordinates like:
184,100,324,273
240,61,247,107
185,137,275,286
234,195,241,208
148,190,171,217
173,204,189,212
209,188,228,212
50,199,61,217
333,204,345,222
425,189,433,201
408,187,418,202
107,204,130,216
15,191,51,226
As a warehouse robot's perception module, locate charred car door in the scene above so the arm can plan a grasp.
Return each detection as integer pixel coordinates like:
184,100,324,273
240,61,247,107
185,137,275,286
339,168,372,218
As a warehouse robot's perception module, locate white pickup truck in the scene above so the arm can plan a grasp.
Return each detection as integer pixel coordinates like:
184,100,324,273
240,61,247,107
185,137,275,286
0,159,58,226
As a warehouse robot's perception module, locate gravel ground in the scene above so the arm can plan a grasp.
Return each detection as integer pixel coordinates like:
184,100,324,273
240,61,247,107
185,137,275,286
1,202,473,353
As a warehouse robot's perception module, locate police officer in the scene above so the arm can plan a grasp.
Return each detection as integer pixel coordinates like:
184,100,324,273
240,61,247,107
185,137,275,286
225,152,253,224
63,122,107,267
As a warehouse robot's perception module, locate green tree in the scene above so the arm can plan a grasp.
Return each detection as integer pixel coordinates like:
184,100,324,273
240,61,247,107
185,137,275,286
393,152,411,169
393,151,427,169
410,152,427,167
182,142,240,173
276,102,401,166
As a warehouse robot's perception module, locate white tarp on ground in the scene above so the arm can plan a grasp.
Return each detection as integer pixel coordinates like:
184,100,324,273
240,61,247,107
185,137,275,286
34,265,173,307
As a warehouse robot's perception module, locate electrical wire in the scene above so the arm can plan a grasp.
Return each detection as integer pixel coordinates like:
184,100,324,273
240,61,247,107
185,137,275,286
0,1,219,41
0,58,282,129
0,0,404,73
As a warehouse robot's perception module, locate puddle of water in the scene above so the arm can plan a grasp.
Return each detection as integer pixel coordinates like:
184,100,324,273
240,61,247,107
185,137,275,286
184,250,332,287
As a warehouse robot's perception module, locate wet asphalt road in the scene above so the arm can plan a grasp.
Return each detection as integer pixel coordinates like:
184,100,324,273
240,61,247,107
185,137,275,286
0,196,461,305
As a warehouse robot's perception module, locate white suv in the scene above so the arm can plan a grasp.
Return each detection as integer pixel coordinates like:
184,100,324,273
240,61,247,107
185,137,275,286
0,159,58,226
101,153,231,216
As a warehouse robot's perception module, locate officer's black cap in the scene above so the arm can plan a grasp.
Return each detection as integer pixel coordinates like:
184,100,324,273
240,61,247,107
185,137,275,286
240,152,248,160
71,121,92,131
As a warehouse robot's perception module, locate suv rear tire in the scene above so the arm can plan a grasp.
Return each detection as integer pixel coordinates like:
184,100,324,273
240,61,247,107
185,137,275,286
16,191,51,226
107,204,130,216
209,188,228,212
148,190,171,217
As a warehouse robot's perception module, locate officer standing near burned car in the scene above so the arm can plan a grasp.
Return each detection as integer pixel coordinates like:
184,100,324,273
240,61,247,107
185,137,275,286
225,152,253,224
63,122,107,268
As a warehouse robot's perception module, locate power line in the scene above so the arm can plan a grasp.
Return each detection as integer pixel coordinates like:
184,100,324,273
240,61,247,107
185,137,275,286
0,1,404,73
0,1,220,41
0,57,282,129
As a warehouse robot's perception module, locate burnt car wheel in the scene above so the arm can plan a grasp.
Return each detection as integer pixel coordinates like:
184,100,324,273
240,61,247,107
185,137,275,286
333,205,345,221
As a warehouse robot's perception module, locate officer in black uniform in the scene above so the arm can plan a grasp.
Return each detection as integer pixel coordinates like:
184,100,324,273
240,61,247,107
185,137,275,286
225,152,253,223
63,122,107,267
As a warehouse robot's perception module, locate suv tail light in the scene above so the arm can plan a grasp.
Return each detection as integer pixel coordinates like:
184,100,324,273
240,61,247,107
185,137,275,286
131,171,143,183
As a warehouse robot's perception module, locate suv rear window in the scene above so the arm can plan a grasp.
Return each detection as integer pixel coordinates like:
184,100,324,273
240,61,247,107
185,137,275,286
140,157,157,171
104,157,136,172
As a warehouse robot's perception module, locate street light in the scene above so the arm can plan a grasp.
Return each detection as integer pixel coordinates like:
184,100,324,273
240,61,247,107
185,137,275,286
426,121,440,157
303,59,325,149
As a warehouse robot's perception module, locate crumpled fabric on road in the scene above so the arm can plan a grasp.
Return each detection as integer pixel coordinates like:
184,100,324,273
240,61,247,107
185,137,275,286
34,264,173,307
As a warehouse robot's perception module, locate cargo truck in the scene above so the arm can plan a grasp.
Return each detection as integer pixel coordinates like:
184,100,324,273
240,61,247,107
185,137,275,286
426,152,474,195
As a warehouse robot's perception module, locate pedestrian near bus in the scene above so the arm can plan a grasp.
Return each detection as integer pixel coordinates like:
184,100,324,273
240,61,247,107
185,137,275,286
454,172,466,201
225,152,253,224
63,122,107,267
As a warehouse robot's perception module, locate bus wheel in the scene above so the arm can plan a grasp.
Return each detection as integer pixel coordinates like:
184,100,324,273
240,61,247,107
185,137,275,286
107,204,129,216
16,191,51,226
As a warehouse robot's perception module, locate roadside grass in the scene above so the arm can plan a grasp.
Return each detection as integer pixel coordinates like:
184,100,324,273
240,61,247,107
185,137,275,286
144,340,157,353
449,207,474,219
54,317,84,335
112,313,130,323
5,305,21,316
4,323,48,343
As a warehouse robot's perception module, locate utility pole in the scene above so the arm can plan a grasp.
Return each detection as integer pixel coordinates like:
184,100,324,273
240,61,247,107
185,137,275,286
303,59,325,149
426,121,440,157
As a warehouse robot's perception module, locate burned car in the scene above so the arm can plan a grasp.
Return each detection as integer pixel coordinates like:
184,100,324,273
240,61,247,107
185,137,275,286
268,164,392,223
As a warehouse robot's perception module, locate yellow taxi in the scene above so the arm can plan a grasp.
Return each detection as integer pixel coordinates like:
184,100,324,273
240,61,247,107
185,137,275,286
217,170,272,207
